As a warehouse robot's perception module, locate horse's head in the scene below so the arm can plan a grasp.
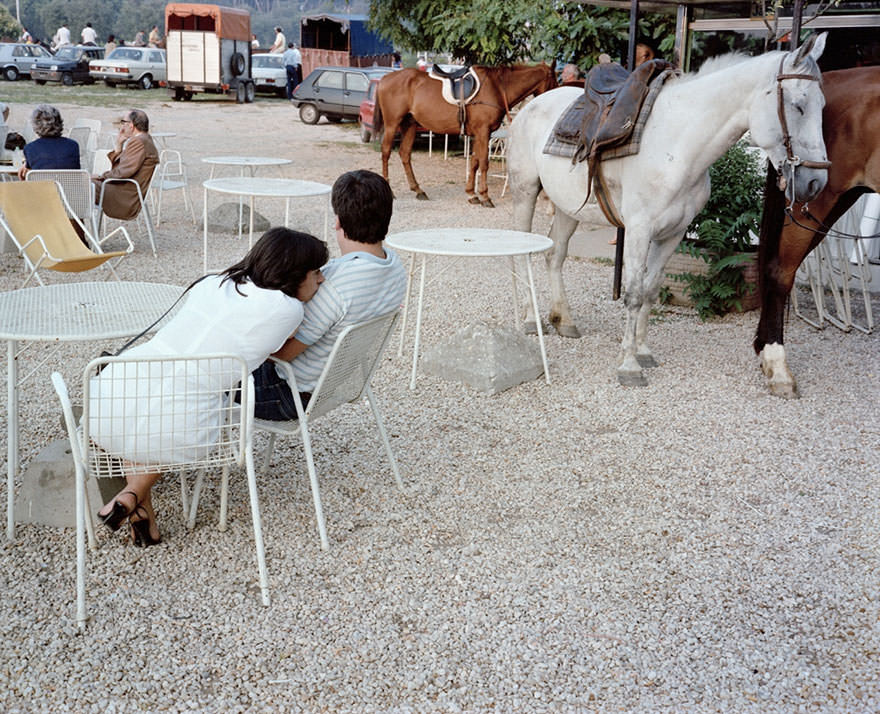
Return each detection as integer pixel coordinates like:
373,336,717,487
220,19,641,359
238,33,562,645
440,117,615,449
538,61,558,95
749,32,829,204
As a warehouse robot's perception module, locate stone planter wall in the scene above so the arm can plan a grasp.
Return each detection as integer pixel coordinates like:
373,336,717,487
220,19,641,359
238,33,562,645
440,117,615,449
663,250,760,312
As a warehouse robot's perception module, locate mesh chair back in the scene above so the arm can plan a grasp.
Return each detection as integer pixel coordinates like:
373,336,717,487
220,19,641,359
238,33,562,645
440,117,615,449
83,353,252,476
306,311,399,421
25,169,95,229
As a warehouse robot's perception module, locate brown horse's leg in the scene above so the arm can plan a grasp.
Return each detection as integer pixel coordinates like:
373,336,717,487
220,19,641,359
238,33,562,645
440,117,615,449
472,131,494,207
380,121,397,188
398,122,427,200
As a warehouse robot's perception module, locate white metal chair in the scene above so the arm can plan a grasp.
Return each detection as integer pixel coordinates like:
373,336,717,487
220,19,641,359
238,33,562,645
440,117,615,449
251,311,404,550
488,127,509,197
96,163,159,256
25,168,99,237
71,117,101,154
66,126,92,170
151,149,195,225
53,353,270,631
0,181,131,287
92,148,112,175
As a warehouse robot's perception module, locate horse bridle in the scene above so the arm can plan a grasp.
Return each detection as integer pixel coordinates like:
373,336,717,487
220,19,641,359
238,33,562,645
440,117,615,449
775,56,831,205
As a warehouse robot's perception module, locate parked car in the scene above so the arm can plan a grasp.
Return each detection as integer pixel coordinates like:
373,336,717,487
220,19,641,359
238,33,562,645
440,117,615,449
0,42,53,81
251,53,287,96
31,45,103,86
358,75,429,143
89,47,166,89
292,66,395,125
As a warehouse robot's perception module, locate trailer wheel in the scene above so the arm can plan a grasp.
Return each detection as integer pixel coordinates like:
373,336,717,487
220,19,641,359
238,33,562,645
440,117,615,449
245,81,255,103
230,52,246,77
236,82,246,104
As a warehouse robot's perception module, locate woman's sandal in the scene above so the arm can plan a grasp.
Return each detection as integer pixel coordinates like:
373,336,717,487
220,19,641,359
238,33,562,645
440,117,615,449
129,506,162,548
97,490,139,532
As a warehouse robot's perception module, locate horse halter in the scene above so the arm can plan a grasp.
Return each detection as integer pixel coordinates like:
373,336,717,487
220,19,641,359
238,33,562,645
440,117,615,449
775,56,831,204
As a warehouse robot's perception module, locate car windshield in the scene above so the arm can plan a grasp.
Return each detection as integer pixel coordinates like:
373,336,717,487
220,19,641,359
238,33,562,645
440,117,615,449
108,48,143,61
54,47,80,60
253,55,282,68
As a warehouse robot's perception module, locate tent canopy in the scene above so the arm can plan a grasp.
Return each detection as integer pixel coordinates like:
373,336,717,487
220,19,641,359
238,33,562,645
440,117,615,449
300,13,394,57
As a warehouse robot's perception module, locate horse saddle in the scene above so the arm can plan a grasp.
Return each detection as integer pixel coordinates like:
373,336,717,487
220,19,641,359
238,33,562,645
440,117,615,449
428,65,481,106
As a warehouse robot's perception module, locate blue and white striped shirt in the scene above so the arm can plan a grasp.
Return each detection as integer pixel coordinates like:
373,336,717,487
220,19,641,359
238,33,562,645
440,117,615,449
286,247,406,391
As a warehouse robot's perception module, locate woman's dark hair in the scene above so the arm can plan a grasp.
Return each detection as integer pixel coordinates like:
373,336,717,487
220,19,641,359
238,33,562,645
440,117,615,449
220,227,328,298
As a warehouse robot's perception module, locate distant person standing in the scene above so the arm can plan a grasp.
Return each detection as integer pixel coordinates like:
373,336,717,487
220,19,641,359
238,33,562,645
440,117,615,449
270,26,285,53
133,29,146,47
19,29,33,43
391,52,402,69
148,25,160,47
105,34,118,54
53,23,71,49
282,43,302,100
251,33,260,49
81,22,97,46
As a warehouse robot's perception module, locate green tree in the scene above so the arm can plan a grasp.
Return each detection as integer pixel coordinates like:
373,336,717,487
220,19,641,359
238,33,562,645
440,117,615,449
368,0,676,67
0,2,21,41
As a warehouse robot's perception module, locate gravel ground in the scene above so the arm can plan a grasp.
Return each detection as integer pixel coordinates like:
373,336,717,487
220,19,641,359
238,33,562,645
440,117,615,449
1,99,878,713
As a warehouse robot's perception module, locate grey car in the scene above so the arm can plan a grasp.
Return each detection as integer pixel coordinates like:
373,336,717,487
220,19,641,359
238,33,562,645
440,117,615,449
0,43,53,81
89,47,166,89
291,66,394,124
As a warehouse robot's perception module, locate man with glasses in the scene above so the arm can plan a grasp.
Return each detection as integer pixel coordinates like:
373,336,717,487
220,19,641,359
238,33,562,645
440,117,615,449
92,109,158,221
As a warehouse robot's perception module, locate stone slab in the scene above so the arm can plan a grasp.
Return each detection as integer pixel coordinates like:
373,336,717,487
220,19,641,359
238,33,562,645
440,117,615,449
421,321,544,394
13,438,124,529
207,202,270,233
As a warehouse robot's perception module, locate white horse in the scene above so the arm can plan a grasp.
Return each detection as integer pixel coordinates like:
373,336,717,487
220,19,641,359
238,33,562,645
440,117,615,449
508,35,829,386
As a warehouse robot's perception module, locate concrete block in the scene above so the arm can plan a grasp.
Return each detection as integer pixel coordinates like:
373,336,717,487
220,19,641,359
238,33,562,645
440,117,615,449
207,202,270,233
14,439,125,529
420,321,544,394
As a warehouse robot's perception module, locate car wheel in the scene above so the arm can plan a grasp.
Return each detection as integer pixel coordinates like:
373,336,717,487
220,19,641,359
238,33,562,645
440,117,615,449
61,72,73,86
104,79,116,88
230,52,246,77
138,74,153,90
360,123,371,143
245,81,255,103
299,104,319,124
235,82,246,104
34,79,46,85
4,66,18,82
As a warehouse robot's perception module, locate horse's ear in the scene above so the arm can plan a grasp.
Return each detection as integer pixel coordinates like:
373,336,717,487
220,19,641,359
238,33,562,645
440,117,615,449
794,32,826,66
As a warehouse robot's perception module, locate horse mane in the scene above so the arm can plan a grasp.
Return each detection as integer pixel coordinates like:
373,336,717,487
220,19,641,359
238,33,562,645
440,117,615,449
676,51,786,84
478,63,543,80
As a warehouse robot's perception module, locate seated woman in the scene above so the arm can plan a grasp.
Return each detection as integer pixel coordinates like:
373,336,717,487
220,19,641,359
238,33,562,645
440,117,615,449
17,104,80,180
91,227,328,547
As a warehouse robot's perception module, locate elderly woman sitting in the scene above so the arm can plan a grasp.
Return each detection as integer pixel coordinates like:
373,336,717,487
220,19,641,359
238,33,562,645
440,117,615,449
17,104,80,180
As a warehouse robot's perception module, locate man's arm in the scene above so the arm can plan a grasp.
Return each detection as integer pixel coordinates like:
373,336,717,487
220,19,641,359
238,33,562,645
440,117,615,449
105,137,144,180
271,336,309,361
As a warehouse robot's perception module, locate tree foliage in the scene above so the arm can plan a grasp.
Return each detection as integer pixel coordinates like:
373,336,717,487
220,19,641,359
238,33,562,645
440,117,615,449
368,0,677,68
0,2,21,40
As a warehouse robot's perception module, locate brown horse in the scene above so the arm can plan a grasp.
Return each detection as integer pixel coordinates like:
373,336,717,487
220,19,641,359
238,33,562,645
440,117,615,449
374,63,557,207
755,65,880,398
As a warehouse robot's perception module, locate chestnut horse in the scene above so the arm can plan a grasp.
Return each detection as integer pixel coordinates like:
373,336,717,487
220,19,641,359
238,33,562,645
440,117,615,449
755,65,880,398
374,63,557,207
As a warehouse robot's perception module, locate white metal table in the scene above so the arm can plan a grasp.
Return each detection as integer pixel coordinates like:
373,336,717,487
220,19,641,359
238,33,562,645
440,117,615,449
386,228,554,390
151,131,177,149
0,281,184,540
202,176,331,274
201,155,292,179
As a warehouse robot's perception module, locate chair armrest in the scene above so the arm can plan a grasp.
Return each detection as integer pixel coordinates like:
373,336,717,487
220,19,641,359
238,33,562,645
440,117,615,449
266,356,309,421
97,177,147,209
94,225,135,254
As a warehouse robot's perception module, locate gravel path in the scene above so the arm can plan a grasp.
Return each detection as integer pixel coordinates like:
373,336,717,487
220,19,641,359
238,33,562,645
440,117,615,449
1,99,878,713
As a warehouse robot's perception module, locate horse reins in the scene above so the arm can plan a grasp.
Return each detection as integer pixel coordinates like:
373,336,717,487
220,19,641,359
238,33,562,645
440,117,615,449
783,202,880,241
775,56,831,205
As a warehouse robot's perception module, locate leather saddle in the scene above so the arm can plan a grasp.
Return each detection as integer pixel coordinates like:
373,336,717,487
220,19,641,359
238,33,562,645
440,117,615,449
554,59,674,184
428,65,481,132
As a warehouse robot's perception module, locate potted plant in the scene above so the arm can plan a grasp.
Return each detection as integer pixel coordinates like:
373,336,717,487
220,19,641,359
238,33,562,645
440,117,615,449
663,140,765,319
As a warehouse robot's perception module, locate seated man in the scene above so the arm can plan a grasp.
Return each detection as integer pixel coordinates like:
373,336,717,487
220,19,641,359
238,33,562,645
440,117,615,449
252,169,407,420
92,109,158,220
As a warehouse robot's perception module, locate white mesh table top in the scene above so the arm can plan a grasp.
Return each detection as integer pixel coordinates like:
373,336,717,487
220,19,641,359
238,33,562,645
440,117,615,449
201,156,292,168
386,229,554,257
0,281,184,342
202,177,331,198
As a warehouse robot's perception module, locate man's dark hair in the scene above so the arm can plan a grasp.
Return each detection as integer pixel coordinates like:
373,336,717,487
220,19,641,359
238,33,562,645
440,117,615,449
331,170,393,245
221,227,328,299
128,109,149,132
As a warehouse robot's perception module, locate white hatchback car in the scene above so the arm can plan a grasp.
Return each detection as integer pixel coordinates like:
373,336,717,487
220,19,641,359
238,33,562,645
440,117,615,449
89,47,166,89
251,53,287,96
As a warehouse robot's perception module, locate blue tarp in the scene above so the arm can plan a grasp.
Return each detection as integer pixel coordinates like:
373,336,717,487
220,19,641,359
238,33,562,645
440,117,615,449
300,13,393,57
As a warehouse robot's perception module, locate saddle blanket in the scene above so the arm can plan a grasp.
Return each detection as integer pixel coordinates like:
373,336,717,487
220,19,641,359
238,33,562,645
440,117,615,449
543,68,675,161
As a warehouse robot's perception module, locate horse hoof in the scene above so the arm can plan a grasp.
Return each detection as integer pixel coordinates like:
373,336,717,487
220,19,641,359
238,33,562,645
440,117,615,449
636,354,658,368
555,324,581,339
481,199,495,208
768,380,799,399
468,196,481,205
617,370,647,387
416,192,429,201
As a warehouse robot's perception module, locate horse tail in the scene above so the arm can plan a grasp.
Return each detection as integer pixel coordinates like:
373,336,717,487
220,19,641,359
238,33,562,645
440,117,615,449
373,86,385,143
754,164,787,353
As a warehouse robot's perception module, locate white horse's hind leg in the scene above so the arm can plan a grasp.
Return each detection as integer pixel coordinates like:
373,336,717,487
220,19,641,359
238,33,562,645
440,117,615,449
511,156,544,333
544,210,580,337
760,342,799,398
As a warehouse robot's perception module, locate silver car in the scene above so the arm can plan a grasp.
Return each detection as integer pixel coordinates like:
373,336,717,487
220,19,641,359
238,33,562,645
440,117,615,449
251,53,287,96
89,47,166,89
0,42,53,81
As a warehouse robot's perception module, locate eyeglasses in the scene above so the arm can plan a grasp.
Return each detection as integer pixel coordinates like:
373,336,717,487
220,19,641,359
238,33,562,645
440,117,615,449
115,119,132,125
